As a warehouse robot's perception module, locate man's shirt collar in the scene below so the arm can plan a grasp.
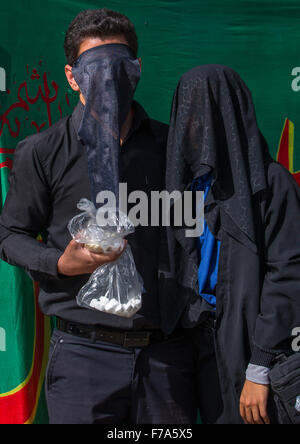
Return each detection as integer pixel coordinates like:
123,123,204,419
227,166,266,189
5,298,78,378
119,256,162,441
71,100,84,140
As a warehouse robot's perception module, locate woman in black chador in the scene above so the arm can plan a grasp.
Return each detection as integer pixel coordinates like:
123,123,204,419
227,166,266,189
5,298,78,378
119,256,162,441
162,65,300,424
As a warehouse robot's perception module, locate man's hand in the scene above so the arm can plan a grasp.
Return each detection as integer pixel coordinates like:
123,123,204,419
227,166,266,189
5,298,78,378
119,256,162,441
240,380,270,424
57,239,127,276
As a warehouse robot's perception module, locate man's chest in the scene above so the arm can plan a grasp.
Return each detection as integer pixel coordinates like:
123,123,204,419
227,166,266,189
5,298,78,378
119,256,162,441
120,132,165,194
50,134,165,222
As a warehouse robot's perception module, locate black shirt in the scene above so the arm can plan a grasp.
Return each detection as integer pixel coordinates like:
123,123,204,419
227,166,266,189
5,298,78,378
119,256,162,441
0,101,169,330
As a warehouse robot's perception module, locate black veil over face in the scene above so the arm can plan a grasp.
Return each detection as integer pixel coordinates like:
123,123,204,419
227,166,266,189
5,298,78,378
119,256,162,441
166,64,272,248
72,44,141,206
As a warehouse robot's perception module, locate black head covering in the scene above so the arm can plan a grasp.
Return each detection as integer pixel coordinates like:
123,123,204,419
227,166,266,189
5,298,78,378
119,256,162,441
159,65,274,333
166,64,272,250
72,44,141,207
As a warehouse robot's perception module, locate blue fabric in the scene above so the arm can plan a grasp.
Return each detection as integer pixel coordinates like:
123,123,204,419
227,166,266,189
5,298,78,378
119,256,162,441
192,174,221,308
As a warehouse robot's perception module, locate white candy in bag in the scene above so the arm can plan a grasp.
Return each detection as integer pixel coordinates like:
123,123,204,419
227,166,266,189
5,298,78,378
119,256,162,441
68,199,144,318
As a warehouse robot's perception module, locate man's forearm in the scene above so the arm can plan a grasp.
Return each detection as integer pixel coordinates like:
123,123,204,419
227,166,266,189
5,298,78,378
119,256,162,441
0,224,62,281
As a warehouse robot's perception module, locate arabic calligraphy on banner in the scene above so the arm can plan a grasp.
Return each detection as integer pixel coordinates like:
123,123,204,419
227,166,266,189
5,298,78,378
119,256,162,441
0,61,72,171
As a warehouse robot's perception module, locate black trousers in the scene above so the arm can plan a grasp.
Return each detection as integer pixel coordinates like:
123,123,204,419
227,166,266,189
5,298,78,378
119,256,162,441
188,321,226,424
45,328,198,424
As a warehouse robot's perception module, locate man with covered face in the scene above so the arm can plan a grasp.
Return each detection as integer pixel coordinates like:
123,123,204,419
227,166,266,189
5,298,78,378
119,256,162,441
0,9,197,424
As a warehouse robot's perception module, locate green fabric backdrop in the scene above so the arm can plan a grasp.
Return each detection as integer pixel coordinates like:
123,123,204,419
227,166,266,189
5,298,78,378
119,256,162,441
0,0,299,424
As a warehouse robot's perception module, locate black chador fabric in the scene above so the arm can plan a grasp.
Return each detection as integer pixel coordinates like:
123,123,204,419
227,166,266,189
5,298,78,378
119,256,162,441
160,65,273,332
166,64,272,250
72,44,141,206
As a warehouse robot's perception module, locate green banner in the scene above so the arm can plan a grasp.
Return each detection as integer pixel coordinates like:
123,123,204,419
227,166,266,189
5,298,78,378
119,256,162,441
0,0,299,424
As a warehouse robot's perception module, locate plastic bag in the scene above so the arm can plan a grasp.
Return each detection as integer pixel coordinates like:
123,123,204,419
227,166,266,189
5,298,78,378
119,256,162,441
68,199,143,318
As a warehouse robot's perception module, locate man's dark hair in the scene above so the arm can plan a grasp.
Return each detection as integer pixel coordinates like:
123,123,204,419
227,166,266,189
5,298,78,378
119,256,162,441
64,8,138,65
